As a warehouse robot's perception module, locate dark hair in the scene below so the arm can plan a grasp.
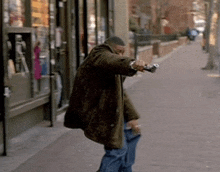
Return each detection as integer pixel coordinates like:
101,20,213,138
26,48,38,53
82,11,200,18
104,36,125,46
34,41,41,49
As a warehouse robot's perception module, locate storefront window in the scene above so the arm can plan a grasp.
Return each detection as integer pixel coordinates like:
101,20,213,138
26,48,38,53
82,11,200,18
97,0,107,44
88,0,96,52
32,0,50,95
32,0,49,52
78,0,109,58
9,0,25,27
79,0,84,58
108,0,115,36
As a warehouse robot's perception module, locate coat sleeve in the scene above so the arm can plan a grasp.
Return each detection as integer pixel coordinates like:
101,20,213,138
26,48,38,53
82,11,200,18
92,50,137,76
124,91,140,122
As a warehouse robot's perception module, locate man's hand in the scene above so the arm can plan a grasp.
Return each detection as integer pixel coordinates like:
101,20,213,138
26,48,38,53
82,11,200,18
127,119,141,135
131,60,147,72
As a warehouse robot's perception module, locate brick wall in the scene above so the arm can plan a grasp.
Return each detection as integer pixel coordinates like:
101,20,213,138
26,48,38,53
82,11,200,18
178,36,188,45
129,0,195,34
138,45,153,64
159,40,179,57
162,0,195,33
135,36,187,63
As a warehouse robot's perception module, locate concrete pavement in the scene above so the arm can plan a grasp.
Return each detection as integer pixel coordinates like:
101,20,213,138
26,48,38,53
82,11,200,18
2,37,220,172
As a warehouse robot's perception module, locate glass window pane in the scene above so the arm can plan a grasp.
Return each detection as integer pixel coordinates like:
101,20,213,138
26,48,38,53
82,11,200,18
98,0,107,44
32,0,49,52
108,0,114,36
79,0,84,59
88,0,96,52
9,0,25,27
32,0,50,95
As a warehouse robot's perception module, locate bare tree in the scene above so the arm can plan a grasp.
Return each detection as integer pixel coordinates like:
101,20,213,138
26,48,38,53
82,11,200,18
217,0,220,73
201,0,216,70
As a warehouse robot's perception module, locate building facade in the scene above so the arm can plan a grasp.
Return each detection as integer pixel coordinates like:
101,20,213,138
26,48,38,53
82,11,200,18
1,0,130,155
128,0,195,34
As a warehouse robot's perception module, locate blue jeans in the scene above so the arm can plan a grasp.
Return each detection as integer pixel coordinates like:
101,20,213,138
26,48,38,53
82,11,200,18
99,124,141,172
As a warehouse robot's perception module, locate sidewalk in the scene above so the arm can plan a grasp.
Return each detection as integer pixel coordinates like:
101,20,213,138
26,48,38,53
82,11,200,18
2,37,220,172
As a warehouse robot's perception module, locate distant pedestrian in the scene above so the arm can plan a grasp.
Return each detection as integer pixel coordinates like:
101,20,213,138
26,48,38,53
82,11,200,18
34,41,42,80
64,36,147,172
186,27,192,44
34,41,42,93
191,29,198,41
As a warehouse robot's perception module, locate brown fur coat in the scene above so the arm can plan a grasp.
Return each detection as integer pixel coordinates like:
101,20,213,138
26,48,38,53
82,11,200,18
64,44,140,149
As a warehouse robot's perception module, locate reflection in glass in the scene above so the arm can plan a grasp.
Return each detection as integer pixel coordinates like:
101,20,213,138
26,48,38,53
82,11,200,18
97,0,107,44
9,0,25,27
79,0,97,56
79,0,84,58
32,0,49,52
88,0,96,52
108,0,114,36
32,0,50,95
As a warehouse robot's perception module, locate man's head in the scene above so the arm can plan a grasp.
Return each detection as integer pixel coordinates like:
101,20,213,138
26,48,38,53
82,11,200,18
104,36,125,56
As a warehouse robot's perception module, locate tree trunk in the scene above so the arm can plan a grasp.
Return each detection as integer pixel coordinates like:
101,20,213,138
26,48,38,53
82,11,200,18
217,0,220,74
205,0,214,52
202,0,216,70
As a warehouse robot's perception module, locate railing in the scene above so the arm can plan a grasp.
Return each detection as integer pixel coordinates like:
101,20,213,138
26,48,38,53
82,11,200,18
132,33,179,59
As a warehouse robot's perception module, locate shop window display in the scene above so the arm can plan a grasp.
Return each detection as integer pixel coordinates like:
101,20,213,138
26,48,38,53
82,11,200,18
9,0,25,27
14,34,28,73
32,0,50,95
32,0,49,52
6,0,50,100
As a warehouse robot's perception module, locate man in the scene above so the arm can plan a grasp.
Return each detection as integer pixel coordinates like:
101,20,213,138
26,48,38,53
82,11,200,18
191,29,198,41
64,36,147,172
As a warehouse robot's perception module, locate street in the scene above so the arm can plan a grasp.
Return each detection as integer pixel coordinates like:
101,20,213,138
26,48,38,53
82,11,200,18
2,37,220,172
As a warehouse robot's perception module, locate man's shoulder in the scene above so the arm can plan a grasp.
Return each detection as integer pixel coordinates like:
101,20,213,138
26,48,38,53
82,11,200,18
92,43,113,52
78,44,112,70
84,44,113,62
